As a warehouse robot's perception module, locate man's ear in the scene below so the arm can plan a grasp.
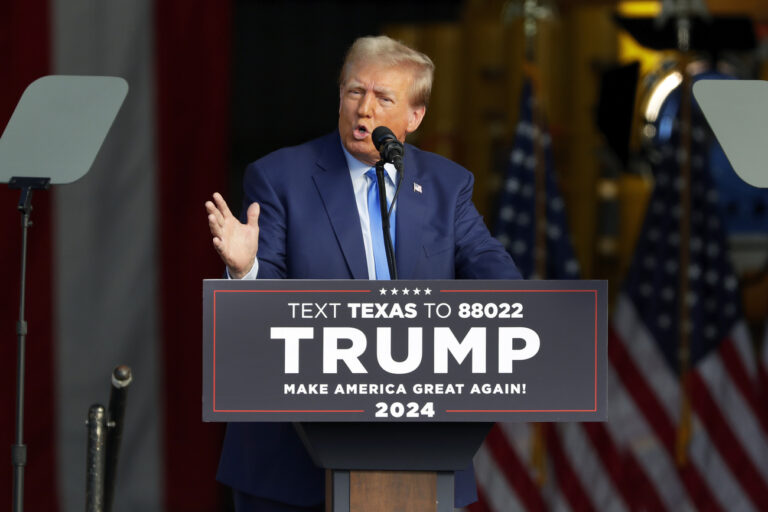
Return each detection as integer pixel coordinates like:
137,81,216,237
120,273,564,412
406,105,426,135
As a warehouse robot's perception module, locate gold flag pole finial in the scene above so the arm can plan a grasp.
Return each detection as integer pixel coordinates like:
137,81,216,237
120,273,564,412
502,0,556,63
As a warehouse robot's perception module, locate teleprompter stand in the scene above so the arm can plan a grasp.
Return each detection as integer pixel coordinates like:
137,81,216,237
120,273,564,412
8,176,49,512
1,76,127,512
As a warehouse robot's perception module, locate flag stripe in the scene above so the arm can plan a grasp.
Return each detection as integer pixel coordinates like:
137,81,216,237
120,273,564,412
609,327,723,510
483,424,547,511
719,336,768,438
689,414,756,511
579,424,629,506
760,353,768,408
699,338,768,482
0,0,58,510
622,446,670,511
608,329,678,451
544,424,595,512
556,424,625,510
605,363,694,511
472,444,527,512
689,370,768,507
154,1,231,509
581,422,667,511
730,323,758,379
468,487,494,512
612,299,680,419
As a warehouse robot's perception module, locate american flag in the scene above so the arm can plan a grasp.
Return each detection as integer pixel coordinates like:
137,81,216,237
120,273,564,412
474,81,768,510
607,97,768,510
492,81,580,281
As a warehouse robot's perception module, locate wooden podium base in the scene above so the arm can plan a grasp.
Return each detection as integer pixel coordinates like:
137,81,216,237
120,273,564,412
326,470,453,512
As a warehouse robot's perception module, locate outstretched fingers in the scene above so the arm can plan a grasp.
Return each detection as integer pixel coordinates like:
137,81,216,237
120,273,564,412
205,193,260,277
212,192,233,219
206,208,223,240
205,199,225,226
207,192,233,246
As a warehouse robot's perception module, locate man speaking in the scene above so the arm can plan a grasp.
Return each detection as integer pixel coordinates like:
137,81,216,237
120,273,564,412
206,35,521,512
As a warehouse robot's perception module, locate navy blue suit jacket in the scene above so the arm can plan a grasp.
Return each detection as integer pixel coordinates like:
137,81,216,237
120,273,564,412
217,131,521,507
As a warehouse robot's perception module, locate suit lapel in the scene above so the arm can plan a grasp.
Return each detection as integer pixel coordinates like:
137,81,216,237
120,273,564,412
395,147,427,279
312,134,368,279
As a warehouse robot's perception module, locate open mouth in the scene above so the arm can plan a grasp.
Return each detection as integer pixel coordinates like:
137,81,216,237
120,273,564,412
353,124,369,140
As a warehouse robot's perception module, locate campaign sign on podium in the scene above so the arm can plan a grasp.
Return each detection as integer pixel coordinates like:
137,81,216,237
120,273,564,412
203,279,607,423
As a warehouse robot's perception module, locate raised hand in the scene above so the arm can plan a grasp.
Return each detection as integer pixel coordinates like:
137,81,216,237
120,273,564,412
205,192,260,279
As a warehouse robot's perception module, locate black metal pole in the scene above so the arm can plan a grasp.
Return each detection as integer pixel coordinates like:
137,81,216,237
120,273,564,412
375,160,397,280
8,177,50,512
104,366,132,512
86,405,107,512
12,196,31,512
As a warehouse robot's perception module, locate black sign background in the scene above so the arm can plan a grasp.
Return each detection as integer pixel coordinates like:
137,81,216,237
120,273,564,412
203,279,607,422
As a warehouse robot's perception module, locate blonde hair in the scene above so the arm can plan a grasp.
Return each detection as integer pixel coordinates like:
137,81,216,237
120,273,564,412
339,35,435,108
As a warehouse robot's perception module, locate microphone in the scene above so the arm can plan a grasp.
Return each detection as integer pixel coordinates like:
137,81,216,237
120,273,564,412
370,126,403,280
372,126,404,168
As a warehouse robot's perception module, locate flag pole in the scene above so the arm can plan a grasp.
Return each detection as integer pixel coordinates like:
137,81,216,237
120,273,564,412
507,0,555,485
672,4,696,468
526,17,551,487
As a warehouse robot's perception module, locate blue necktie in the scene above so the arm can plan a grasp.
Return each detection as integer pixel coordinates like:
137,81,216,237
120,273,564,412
366,168,395,280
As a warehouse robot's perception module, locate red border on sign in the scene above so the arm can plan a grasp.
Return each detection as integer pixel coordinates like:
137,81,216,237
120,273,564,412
439,289,599,414
212,289,369,413
211,288,601,416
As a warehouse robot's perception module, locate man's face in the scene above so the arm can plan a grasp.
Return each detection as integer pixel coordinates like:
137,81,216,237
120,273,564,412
338,62,426,166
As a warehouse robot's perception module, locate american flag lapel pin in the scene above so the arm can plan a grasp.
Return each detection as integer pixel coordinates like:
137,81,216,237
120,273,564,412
413,182,422,194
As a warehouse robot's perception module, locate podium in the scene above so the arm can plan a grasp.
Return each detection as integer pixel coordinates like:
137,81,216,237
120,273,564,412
203,279,607,511
299,422,489,511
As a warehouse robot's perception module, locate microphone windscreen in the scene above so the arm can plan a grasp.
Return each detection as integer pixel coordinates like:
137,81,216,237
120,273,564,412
372,126,397,151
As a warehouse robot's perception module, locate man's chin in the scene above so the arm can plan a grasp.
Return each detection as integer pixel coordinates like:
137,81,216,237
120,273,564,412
343,139,377,165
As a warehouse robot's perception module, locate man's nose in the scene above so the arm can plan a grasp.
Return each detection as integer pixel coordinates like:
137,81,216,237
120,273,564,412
357,92,374,117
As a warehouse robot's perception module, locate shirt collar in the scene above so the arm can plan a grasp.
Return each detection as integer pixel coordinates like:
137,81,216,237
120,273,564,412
340,142,397,184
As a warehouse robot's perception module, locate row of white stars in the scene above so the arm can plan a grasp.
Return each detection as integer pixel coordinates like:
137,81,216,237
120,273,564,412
379,287,432,296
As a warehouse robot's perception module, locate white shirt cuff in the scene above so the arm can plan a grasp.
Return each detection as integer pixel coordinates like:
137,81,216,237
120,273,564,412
226,257,259,280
